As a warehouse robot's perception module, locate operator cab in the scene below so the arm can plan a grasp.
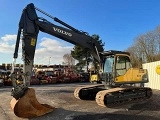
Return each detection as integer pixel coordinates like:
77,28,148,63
101,50,132,85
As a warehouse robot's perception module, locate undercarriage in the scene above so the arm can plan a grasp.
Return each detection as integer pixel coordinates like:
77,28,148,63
74,84,152,107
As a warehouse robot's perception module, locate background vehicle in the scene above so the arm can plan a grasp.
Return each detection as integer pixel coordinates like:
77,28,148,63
0,78,4,87
69,73,80,82
0,69,9,86
79,72,90,82
44,71,57,84
30,76,40,85
10,3,152,118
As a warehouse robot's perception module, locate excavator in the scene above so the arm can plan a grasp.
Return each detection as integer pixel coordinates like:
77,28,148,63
10,3,152,118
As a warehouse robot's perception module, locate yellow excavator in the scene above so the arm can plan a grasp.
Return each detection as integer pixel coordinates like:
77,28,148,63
10,3,152,118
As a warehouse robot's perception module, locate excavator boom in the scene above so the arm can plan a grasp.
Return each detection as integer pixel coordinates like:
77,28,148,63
11,3,104,99
10,3,104,118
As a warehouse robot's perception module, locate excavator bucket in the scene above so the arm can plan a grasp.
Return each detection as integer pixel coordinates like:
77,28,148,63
10,88,54,118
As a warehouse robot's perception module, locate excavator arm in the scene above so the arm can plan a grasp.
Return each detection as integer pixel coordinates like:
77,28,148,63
11,3,103,99
10,3,104,118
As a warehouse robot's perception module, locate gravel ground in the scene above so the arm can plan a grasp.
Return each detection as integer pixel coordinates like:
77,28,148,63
0,83,160,120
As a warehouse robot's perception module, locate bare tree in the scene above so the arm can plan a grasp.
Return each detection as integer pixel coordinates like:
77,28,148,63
126,26,160,67
154,26,160,60
126,46,139,67
138,30,159,62
63,54,75,66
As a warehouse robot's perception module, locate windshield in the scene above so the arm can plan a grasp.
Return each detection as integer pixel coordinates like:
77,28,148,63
103,57,114,73
116,55,131,76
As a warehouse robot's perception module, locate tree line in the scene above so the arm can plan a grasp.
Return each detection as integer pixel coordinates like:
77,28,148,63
126,26,160,67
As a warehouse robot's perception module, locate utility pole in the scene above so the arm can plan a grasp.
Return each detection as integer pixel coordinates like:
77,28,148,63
49,57,51,66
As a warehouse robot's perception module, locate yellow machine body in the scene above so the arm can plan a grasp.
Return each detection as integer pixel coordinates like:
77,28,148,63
115,68,148,83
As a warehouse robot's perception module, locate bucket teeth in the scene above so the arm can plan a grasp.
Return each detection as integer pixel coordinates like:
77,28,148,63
10,88,54,118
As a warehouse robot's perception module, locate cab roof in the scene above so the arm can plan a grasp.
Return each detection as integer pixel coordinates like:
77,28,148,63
100,50,130,56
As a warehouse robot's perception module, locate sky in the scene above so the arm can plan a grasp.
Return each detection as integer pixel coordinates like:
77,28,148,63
0,0,160,65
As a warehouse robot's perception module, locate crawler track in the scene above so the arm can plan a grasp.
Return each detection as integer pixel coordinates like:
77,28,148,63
74,84,105,100
96,87,152,107
74,85,152,108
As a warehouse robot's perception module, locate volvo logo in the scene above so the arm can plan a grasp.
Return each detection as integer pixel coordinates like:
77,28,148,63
53,27,72,37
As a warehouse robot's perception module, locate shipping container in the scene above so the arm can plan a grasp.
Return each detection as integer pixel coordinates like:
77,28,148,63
143,61,160,90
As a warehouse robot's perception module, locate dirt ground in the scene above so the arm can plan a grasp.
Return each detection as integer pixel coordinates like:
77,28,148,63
0,83,160,120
